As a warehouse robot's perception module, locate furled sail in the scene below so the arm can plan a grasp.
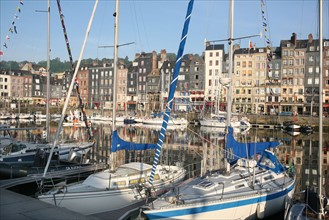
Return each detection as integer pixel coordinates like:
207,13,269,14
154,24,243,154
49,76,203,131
111,130,157,152
225,126,280,163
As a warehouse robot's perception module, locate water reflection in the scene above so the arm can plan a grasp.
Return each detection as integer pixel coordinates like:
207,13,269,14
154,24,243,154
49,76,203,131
2,120,329,198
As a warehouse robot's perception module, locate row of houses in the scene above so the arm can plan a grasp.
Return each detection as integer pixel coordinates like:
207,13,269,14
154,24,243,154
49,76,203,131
1,33,329,115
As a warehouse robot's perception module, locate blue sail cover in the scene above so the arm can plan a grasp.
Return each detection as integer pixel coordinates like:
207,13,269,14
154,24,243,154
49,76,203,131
226,126,280,163
111,130,157,152
257,150,286,174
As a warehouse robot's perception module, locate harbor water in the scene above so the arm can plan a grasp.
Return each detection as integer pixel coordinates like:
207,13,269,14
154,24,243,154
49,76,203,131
1,119,328,219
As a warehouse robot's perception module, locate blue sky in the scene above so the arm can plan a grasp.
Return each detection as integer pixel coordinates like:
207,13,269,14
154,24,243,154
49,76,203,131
1,0,328,63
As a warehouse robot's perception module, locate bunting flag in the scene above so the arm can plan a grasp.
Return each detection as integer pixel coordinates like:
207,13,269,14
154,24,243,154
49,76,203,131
1,0,24,54
56,0,94,141
261,0,273,95
0,51,3,56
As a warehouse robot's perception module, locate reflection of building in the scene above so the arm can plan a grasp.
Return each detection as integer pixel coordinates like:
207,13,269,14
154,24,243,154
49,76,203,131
200,128,225,174
283,136,329,200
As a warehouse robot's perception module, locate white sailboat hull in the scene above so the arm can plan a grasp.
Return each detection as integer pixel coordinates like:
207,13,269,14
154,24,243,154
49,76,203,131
38,163,186,215
143,170,295,220
200,118,250,128
144,189,294,220
39,187,149,215
142,118,188,126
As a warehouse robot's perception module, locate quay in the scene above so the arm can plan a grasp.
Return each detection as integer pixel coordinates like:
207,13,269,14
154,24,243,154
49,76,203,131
1,188,143,220
0,188,101,220
251,124,282,129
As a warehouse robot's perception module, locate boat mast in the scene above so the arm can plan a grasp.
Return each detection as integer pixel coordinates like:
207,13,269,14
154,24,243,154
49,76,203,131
148,0,194,185
110,0,119,172
223,0,234,173
46,0,50,142
42,0,99,179
318,0,323,218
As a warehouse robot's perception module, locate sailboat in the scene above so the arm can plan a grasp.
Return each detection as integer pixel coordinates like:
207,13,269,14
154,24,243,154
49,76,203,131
141,0,296,219
37,0,185,217
0,0,94,169
285,0,328,219
199,112,251,130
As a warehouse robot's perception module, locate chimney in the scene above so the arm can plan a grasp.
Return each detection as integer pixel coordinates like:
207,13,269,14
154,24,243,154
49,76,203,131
290,33,297,45
233,44,240,51
134,53,140,60
152,50,157,69
160,49,167,62
308,33,313,43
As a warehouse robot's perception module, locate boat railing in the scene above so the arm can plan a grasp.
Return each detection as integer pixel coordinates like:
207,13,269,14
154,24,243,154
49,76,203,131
35,176,67,195
215,182,225,200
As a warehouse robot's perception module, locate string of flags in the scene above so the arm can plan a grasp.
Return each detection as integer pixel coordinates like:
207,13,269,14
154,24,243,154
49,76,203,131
261,0,273,97
56,0,93,141
1,0,24,56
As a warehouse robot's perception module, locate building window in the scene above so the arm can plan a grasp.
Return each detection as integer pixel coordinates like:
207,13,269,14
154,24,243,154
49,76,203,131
315,78,319,84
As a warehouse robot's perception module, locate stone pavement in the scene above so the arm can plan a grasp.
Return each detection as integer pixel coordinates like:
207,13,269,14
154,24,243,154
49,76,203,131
0,188,101,220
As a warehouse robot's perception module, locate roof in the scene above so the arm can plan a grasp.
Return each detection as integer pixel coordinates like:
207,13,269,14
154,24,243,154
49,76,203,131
205,44,225,51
